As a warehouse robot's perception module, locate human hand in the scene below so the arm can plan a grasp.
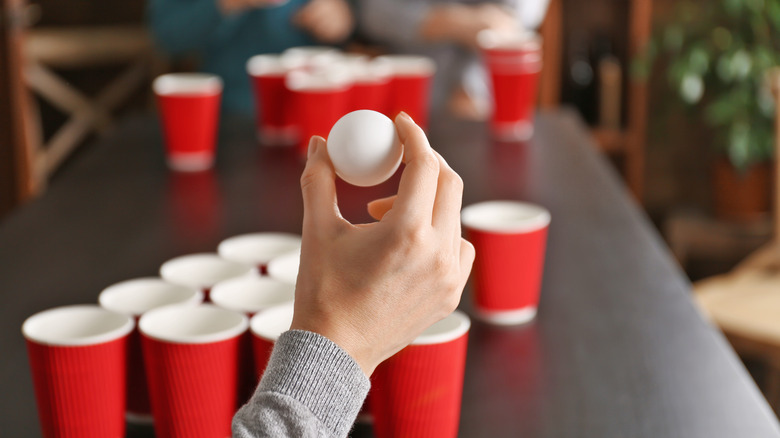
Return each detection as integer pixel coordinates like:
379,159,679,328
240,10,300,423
421,4,519,49
290,112,475,376
218,0,286,15
293,0,354,44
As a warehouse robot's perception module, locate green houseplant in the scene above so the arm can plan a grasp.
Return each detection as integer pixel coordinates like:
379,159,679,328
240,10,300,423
647,0,779,171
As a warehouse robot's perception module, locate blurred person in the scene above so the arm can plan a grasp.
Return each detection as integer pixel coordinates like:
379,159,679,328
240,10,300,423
358,0,550,120
233,112,475,436
149,0,355,114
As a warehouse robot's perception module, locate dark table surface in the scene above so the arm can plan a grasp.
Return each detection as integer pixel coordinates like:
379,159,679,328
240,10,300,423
1,109,779,437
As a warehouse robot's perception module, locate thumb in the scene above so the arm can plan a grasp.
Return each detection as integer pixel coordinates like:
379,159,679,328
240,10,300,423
300,136,342,233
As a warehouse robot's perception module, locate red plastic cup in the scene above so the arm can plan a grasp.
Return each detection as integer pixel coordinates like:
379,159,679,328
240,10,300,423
23,305,135,438
478,30,543,141
98,278,203,422
461,200,551,325
217,232,302,274
153,73,222,171
248,302,295,379
266,250,301,285
139,304,248,438
374,55,436,130
159,253,254,301
286,67,352,156
346,59,392,113
247,54,304,146
371,310,471,438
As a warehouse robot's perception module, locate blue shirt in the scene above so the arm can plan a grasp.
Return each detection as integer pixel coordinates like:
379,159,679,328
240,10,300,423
149,0,319,114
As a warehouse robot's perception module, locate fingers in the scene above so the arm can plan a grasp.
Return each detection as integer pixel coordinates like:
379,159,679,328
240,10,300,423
392,112,440,226
431,151,464,235
367,195,397,221
293,0,352,43
300,136,343,233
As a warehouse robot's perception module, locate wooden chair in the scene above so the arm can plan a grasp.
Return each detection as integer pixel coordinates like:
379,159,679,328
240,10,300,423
694,68,780,412
22,24,158,195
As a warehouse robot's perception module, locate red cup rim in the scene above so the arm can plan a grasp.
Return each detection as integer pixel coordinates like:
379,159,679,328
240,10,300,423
139,304,248,344
249,302,295,342
217,232,302,266
160,253,254,290
211,276,295,314
246,54,288,76
286,68,353,92
266,250,301,285
411,310,470,345
373,55,436,77
153,73,222,96
477,29,542,51
99,278,203,317
461,200,551,234
23,305,134,346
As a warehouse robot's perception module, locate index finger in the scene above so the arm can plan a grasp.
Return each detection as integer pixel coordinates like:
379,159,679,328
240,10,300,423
388,112,440,226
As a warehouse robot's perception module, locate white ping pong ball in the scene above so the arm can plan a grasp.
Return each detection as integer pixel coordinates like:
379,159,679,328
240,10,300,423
326,110,403,187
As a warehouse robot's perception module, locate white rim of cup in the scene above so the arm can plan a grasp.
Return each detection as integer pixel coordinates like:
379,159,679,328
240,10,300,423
474,306,538,326
373,55,436,77
477,29,543,51
23,305,135,347
351,60,393,85
139,304,248,344
282,46,340,63
217,232,302,266
266,250,301,285
249,302,295,342
160,253,254,290
285,66,353,92
153,73,223,96
211,276,296,314
461,200,551,234
411,310,471,346
99,278,203,317
247,54,288,76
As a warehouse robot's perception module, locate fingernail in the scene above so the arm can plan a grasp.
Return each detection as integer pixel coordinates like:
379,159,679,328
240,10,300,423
398,111,413,123
307,136,319,159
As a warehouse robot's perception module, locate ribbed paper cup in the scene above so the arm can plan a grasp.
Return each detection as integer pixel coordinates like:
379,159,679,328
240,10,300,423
461,200,550,325
478,30,543,141
159,253,254,301
99,278,202,422
217,232,302,274
249,302,295,379
212,276,296,403
153,73,222,171
266,250,301,285
373,55,435,129
140,304,248,438
23,305,134,438
371,310,471,438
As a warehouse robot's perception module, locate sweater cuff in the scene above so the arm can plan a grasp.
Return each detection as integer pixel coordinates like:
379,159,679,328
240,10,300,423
258,330,371,436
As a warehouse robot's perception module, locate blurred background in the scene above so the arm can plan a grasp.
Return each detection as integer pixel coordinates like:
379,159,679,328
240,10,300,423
2,0,780,416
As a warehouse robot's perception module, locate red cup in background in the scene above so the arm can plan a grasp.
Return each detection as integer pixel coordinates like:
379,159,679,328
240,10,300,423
374,55,436,130
159,253,254,301
217,232,302,274
249,302,295,379
153,73,222,171
140,304,248,438
372,310,471,438
247,54,304,146
478,30,543,141
346,59,391,113
461,200,551,325
23,305,134,438
98,278,203,423
286,67,352,156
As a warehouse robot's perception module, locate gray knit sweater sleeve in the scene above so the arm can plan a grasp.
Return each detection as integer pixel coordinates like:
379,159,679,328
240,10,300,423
232,330,371,438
